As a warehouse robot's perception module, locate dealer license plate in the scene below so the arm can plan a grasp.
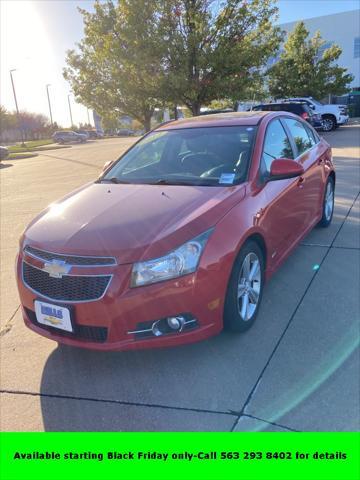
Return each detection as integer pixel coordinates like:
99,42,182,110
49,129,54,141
34,301,73,332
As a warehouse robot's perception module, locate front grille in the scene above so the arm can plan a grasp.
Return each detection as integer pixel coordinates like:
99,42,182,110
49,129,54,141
24,307,108,343
23,262,111,302
24,245,116,266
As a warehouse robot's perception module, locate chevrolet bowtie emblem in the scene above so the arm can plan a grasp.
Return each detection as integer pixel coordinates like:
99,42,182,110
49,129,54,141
42,260,71,278
44,316,62,325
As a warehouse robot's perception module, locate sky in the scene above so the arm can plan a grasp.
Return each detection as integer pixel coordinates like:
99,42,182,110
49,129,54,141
0,0,359,127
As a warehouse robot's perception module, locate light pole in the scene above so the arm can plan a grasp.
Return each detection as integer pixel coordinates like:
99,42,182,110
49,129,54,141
46,84,53,125
9,69,25,146
87,108,91,126
67,94,73,127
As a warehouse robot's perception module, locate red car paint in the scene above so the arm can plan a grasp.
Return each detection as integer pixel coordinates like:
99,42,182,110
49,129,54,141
16,112,334,350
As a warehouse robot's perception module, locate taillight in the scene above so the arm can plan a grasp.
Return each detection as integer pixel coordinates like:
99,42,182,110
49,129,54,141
301,112,309,120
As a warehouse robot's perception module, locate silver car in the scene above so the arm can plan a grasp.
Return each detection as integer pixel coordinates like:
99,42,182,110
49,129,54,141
53,131,87,144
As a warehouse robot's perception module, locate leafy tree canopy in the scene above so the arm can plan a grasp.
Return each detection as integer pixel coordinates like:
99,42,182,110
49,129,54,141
64,0,165,132
159,0,282,114
268,21,353,99
64,0,282,129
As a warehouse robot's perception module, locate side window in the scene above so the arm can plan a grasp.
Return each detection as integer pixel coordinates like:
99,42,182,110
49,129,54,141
313,129,321,143
262,119,294,174
283,118,313,156
303,123,318,147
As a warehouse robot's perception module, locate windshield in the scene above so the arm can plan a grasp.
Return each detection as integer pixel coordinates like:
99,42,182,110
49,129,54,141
102,126,257,186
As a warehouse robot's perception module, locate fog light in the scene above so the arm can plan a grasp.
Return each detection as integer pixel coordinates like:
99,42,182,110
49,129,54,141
167,316,185,332
151,320,163,337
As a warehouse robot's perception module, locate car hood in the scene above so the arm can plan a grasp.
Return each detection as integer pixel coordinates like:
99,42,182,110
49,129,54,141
24,182,246,263
323,105,346,113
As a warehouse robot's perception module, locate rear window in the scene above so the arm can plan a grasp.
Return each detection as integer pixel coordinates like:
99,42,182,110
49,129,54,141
283,118,314,156
303,123,319,146
276,104,304,114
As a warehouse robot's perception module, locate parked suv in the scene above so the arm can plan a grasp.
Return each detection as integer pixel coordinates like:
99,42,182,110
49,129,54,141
286,97,349,131
53,131,87,144
75,130,90,139
251,102,323,130
117,128,135,136
86,130,101,139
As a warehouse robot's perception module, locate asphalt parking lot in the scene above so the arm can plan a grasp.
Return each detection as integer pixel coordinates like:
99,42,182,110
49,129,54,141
0,125,359,432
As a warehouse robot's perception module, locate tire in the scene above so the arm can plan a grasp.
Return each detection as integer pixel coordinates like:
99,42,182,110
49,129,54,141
224,240,265,332
322,115,336,132
318,176,335,228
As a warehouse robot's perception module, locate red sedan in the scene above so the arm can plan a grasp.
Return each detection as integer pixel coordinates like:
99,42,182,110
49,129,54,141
16,112,335,350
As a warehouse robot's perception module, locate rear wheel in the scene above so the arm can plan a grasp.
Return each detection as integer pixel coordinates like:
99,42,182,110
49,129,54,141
318,177,335,227
224,241,265,332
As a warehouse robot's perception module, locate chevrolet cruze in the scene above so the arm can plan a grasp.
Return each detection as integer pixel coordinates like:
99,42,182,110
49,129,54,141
16,112,335,350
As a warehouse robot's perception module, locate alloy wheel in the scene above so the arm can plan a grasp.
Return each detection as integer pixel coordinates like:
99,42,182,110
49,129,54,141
322,118,334,132
237,252,261,321
325,181,334,221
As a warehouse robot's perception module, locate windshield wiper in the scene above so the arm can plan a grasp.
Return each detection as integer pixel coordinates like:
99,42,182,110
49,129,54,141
99,177,131,184
153,179,198,186
152,179,215,186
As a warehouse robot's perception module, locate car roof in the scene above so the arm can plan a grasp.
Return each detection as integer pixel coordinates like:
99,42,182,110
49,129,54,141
258,102,306,106
155,111,269,130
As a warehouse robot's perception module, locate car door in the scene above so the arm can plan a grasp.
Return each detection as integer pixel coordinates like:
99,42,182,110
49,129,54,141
281,117,324,231
258,118,306,265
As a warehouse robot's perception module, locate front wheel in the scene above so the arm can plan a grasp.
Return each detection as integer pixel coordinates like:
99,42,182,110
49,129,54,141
322,115,336,132
318,177,335,227
224,241,265,332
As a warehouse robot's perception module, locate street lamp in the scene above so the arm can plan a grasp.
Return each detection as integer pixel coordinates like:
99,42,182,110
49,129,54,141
87,108,91,126
46,84,53,125
67,94,74,127
9,69,25,146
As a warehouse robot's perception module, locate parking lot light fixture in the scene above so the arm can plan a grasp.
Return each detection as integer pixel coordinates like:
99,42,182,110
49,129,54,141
9,69,26,147
67,94,74,127
46,84,53,125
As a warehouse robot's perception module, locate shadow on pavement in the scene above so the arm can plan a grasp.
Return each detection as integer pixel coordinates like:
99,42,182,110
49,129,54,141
321,124,360,150
40,152,100,170
39,334,236,431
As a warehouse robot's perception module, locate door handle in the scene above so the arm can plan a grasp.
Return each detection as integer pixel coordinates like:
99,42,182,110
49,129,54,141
297,176,305,188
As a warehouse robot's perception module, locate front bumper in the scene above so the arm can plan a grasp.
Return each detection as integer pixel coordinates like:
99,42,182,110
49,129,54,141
16,252,224,351
337,114,349,125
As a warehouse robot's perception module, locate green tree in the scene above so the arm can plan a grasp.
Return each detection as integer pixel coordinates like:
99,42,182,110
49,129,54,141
64,0,164,132
268,22,353,99
64,0,281,128
0,106,17,132
159,0,282,115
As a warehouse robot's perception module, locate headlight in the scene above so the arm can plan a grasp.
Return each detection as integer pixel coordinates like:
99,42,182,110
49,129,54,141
131,229,213,287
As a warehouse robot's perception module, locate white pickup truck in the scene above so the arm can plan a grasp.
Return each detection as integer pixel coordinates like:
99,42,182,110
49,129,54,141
287,97,349,132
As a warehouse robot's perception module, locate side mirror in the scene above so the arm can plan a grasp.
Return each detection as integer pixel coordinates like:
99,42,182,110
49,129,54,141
101,160,113,173
269,158,304,181
309,104,315,110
